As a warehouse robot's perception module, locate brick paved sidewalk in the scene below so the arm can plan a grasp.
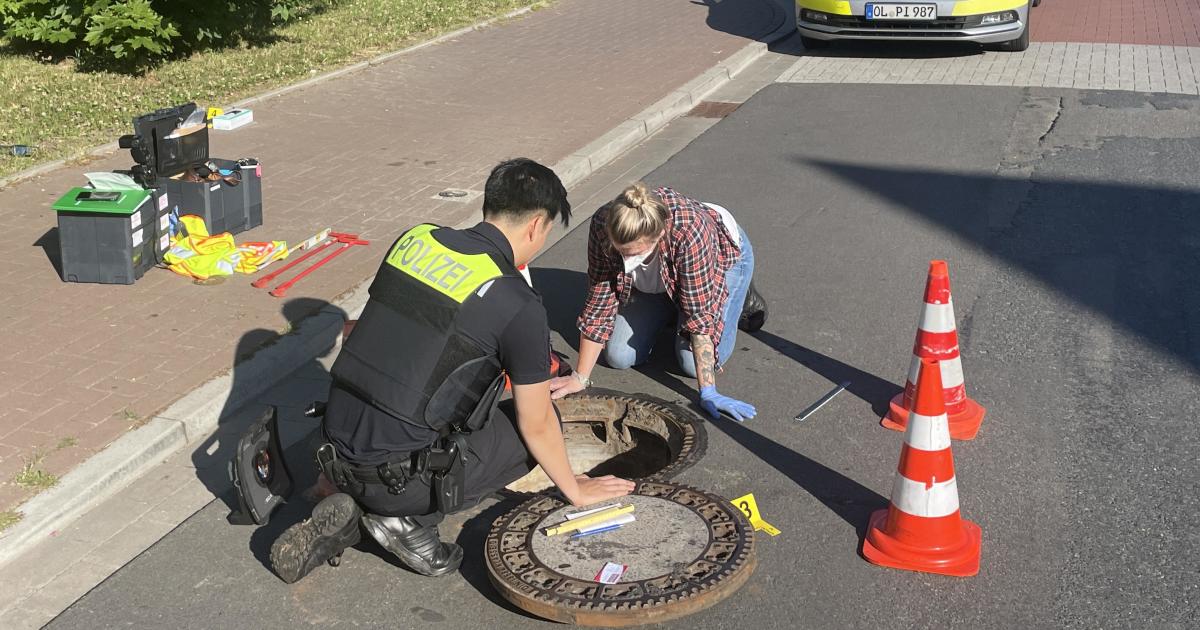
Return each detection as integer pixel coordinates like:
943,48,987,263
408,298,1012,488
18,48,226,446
781,0,1200,94
1032,0,1200,48
779,43,1200,94
0,0,785,515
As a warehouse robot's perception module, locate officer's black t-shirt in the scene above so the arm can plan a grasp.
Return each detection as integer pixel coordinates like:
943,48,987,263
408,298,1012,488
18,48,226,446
323,222,550,464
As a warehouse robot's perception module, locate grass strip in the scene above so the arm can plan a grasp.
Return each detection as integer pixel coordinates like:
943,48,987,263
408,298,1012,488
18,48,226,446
0,0,540,179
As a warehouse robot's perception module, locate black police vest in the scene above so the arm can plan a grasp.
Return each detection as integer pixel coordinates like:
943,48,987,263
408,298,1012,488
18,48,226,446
330,224,519,433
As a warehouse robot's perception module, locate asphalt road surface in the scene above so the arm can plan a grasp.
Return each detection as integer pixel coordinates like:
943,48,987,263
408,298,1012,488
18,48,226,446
49,83,1200,629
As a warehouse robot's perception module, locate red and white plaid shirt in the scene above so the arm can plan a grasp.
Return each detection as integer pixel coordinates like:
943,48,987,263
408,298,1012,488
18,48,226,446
577,186,740,347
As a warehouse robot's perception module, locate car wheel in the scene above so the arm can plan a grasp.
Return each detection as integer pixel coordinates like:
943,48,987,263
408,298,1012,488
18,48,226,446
800,35,830,50
994,13,1031,52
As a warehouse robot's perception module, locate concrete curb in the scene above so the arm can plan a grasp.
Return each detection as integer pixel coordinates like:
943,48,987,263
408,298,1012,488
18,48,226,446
0,308,344,567
0,5,538,192
553,32,785,189
0,1,795,569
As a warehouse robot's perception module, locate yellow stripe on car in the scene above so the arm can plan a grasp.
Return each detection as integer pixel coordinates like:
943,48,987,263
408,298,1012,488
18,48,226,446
796,1,853,16
951,0,1028,16
798,1,1028,17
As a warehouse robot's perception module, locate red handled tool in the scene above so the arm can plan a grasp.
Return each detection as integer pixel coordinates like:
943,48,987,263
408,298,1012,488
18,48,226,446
251,228,333,289
268,232,369,298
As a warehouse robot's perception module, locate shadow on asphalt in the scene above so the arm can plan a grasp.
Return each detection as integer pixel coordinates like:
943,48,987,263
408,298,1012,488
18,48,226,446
455,498,548,621
695,0,794,44
191,297,342,523
750,330,901,418
803,158,1200,375
530,267,588,352
637,367,888,539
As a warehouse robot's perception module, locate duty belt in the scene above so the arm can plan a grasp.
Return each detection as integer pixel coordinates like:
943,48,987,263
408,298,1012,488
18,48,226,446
317,444,414,496
316,434,468,497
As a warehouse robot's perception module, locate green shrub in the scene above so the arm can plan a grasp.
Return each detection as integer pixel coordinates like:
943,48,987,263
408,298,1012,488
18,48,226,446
0,0,328,69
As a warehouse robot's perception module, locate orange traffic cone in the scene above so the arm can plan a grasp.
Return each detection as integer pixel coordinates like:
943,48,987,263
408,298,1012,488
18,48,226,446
863,357,981,577
883,260,985,440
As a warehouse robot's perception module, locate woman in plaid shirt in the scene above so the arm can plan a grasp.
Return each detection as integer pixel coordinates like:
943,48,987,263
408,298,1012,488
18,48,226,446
549,183,767,422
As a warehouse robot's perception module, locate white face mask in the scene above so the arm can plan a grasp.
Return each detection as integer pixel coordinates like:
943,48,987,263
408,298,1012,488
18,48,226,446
622,251,651,273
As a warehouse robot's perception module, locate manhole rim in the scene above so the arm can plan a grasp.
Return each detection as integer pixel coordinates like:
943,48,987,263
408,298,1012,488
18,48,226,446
504,390,709,496
556,388,709,483
485,481,756,626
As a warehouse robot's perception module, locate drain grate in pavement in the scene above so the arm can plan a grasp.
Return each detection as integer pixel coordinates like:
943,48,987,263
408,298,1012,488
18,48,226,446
432,188,482,203
687,101,741,118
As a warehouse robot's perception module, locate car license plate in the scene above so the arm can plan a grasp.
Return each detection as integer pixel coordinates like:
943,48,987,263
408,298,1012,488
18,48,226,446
865,3,938,20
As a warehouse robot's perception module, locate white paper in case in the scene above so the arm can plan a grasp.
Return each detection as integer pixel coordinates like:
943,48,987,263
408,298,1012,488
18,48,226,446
595,562,628,584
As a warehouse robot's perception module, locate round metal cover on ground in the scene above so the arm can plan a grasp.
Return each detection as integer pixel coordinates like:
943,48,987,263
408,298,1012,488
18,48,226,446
486,481,756,626
506,391,707,493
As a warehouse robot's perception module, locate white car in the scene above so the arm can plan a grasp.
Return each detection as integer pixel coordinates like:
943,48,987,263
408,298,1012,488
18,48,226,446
797,1,1038,52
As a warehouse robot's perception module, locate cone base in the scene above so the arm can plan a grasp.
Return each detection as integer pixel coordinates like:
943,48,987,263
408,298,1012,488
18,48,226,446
862,509,982,577
881,393,986,440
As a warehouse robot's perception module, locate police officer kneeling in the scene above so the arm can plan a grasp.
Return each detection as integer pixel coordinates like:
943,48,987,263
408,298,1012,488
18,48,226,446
270,158,636,583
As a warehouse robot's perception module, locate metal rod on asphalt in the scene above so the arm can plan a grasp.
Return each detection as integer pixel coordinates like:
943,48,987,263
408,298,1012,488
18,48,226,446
794,381,851,422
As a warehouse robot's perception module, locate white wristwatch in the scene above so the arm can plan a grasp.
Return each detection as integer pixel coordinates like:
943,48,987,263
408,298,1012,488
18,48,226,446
574,373,593,388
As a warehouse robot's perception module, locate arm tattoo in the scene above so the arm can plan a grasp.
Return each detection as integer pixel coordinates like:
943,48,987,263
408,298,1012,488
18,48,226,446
693,335,716,390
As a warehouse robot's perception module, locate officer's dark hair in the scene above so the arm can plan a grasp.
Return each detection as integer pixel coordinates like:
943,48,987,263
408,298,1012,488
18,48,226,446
482,158,572,227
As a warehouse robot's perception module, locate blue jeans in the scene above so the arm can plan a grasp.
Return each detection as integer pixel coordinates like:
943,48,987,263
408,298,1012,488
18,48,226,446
602,227,755,377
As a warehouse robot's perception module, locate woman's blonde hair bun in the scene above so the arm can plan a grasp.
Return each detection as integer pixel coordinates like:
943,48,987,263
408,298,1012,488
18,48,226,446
607,182,668,246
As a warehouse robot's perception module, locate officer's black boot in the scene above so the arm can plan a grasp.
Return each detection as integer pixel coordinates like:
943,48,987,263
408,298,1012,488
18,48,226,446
361,514,464,577
270,493,363,584
738,281,768,332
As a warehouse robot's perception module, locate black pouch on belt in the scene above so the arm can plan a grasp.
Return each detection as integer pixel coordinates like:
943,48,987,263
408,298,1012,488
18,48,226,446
429,433,468,513
316,443,366,495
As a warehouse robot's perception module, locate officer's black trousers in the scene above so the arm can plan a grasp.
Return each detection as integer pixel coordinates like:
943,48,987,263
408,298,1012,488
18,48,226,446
341,400,537,528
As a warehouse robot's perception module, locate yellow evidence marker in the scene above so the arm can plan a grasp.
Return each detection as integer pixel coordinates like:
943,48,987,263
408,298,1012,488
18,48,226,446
731,493,781,536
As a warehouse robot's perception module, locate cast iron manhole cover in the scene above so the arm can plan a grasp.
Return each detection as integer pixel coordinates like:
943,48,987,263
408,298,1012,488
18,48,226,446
506,391,707,493
486,481,756,626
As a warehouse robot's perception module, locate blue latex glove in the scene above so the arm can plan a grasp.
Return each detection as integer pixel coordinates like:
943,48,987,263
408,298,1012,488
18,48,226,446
699,386,757,422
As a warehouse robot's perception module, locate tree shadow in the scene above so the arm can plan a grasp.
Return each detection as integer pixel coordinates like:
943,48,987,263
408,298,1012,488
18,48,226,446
638,368,888,538
750,330,902,418
693,0,793,44
802,158,1200,374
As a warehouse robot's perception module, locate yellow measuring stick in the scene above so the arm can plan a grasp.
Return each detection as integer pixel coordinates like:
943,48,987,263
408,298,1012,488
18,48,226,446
545,505,635,537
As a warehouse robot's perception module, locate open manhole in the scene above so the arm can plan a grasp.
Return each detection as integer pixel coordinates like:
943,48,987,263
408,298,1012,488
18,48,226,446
486,481,756,626
506,391,707,493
